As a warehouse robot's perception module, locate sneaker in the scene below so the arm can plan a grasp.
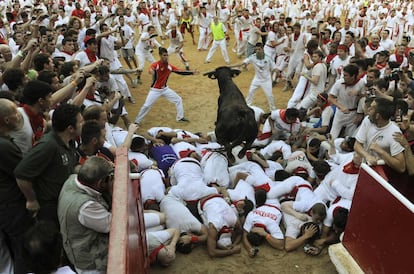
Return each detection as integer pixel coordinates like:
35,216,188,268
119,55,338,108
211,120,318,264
177,117,190,122
185,65,190,70
131,79,138,88
128,97,136,104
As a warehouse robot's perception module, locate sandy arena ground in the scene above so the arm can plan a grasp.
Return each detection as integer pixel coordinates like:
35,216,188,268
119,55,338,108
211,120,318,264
121,32,337,274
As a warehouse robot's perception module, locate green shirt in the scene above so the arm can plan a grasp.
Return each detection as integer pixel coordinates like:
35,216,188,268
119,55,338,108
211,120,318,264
14,131,77,203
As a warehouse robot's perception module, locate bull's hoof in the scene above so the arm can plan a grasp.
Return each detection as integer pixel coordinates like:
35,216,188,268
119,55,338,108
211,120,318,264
227,153,236,164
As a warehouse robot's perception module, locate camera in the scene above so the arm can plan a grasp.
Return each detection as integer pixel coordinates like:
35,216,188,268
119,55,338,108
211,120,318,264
384,61,401,82
384,69,400,82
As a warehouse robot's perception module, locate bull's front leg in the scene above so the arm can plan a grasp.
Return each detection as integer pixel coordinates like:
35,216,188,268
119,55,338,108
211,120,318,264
225,143,235,164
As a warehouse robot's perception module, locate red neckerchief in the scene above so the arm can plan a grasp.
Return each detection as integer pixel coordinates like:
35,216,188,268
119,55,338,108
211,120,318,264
323,38,331,45
358,72,366,79
326,53,337,64
84,48,97,63
253,223,269,232
86,92,96,101
202,12,207,17
321,102,331,111
254,183,271,192
149,244,164,264
342,161,360,174
279,109,288,123
218,226,233,235
171,30,176,39
343,78,360,87
280,109,296,132
395,53,404,64
368,42,379,50
23,104,44,144
244,15,249,19
375,62,387,70
294,33,300,41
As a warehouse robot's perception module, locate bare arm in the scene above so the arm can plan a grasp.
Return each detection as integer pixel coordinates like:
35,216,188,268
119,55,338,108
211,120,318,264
370,143,406,173
70,76,97,106
393,132,414,176
16,178,39,217
328,94,350,114
354,141,378,165
206,224,241,258
121,123,139,149
51,71,86,106
281,201,310,222
284,224,319,252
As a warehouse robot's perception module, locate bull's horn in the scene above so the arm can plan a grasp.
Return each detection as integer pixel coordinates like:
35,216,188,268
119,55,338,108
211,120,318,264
202,69,216,76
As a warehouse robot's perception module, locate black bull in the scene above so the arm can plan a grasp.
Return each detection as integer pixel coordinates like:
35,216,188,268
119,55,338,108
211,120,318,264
204,66,258,162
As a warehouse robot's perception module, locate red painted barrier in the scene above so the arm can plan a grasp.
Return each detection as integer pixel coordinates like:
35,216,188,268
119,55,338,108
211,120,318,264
342,164,414,274
107,147,148,273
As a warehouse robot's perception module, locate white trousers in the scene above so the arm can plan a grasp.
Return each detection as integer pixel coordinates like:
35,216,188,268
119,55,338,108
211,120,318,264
134,87,184,123
246,77,276,111
205,39,229,63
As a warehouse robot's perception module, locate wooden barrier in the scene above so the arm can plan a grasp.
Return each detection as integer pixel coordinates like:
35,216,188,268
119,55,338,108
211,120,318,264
107,147,148,273
331,164,414,274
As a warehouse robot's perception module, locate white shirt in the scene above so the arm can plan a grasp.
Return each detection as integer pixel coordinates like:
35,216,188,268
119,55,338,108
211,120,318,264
243,203,284,239
244,53,276,81
74,175,111,234
355,116,405,158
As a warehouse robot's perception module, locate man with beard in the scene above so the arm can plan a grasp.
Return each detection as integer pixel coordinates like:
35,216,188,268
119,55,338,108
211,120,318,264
354,97,406,173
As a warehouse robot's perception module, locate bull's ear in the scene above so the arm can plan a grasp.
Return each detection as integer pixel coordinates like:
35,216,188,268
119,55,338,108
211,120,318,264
208,73,217,79
231,69,241,77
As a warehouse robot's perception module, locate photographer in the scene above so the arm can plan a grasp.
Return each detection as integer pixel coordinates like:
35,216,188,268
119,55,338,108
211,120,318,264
58,156,114,273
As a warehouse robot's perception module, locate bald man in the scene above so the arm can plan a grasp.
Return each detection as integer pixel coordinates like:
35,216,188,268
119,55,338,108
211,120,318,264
0,98,32,273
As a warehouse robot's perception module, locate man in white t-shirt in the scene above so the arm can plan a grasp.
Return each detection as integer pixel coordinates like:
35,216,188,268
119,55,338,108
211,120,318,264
328,64,365,138
197,194,242,257
135,25,161,83
146,228,179,266
165,24,190,70
325,44,351,92
160,193,208,253
297,50,328,109
242,191,284,257
354,97,406,173
241,42,277,111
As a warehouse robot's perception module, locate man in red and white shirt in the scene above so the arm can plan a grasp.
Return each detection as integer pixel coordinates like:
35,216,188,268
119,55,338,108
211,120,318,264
134,47,199,124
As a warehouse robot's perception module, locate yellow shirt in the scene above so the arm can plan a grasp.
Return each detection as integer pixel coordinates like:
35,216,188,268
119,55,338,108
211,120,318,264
211,21,225,41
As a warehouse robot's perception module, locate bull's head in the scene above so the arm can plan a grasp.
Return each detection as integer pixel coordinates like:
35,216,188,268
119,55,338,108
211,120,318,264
203,66,241,79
